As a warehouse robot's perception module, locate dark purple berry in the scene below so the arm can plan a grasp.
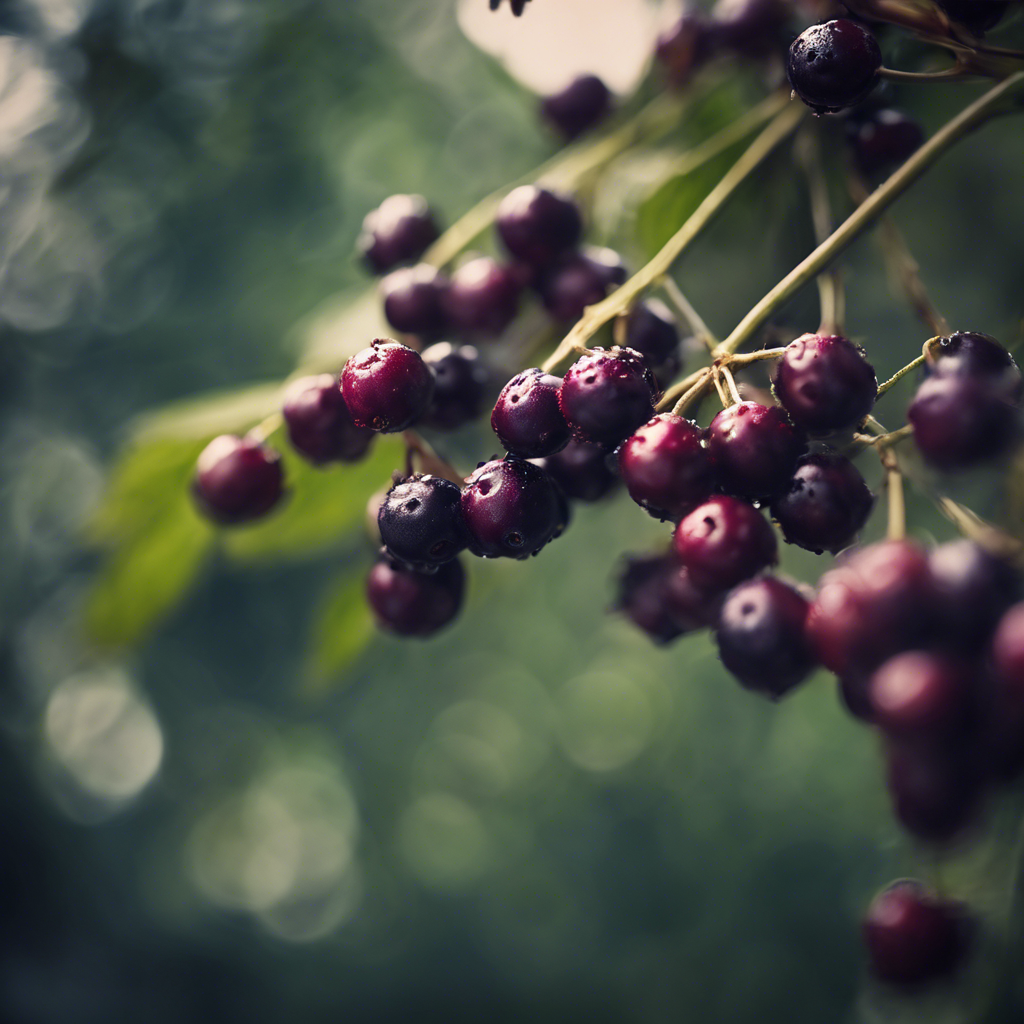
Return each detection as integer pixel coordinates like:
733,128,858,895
988,603,1024,776
378,474,468,570
715,576,816,698
381,264,449,336
772,333,877,434
461,457,563,559
926,331,1022,400
420,343,489,431
625,298,681,368
869,652,972,739
492,368,570,458
848,109,924,176
770,450,873,554
559,347,656,449
366,557,465,637
538,246,627,322
341,339,435,433
193,434,284,525
863,880,971,985
787,19,883,115
282,374,374,464
935,0,1009,34
358,194,439,275
541,74,612,141
664,562,725,631
535,439,618,502
618,413,716,519
615,554,686,644
672,495,777,590
705,401,805,501
496,185,582,267
441,256,522,337
656,7,715,86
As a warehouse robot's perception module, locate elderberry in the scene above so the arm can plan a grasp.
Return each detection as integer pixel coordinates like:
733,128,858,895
625,298,681,369
540,74,612,141
496,186,582,267
366,557,465,637
441,256,523,337
381,264,449,337
282,374,374,464
358,194,439,275
787,19,883,115
193,434,284,525
492,368,570,458
615,554,687,645
536,439,618,502
378,474,468,570
847,109,924,177
868,652,971,740
421,343,489,431
538,246,627,323
341,339,435,433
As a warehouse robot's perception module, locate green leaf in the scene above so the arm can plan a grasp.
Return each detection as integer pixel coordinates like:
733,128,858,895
304,568,376,694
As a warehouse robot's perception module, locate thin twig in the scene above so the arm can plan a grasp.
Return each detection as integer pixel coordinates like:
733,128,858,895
661,276,717,351
719,364,742,405
247,411,283,444
668,369,714,416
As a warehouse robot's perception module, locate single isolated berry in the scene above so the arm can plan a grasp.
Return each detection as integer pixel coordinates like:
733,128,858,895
441,256,523,337
772,333,877,434
421,343,489,431
535,439,618,502
868,651,972,740
787,19,883,115
863,880,971,985
381,264,449,336
193,434,284,525
540,74,612,141
935,0,1009,35
461,457,564,559
366,557,465,637
492,368,571,458
559,347,656,449
282,374,374,464
495,185,582,267
378,474,468,571
847,109,924,177
358,194,439,275
538,246,627,322
625,298,681,369
341,339,435,433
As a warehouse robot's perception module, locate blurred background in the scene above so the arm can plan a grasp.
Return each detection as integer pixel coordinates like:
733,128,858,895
2,0,1024,1020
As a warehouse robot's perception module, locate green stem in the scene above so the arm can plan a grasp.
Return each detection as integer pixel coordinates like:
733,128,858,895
877,353,927,396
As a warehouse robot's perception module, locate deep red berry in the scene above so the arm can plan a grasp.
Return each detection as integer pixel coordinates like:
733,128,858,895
787,20,882,115
366,557,465,637
535,439,618,502
541,74,612,141
421,343,489,431
496,185,582,267
869,652,972,739
847,109,924,176
358,194,439,275
988,603,1024,777
441,256,522,337
935,0,1009,34
715,576,816,698
381,264,449,336
492,368,571,458
618,413,716,520
664,562,725,632
559,347,656,449
378,474,468,570
282,374,374,464
625,298,681,369
656,7,715,85
461,457,563,559
705,401,805,501
926,331,1022,400
770,450,873,554
341,339,435,433
615,554,687,645
538,246,627,322
193,434,284,525
863,880,971,985
772,333,877,434
673,495,777,590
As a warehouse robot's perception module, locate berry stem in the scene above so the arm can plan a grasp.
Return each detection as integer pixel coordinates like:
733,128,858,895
728,346,788,366
719,364,742,405
661,276,718,351
876,351,931,397
401,430,465,485
711,368,731,408
714,71,1024,359
936,497,1023,560
878,66,973,83
247,411,283,444
667,368,714,416
885,455,906,542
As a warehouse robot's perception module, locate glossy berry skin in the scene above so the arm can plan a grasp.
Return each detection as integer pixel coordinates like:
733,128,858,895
626,298,681,368
541,74,611,141
615,554,687,645
618,414,716,520
715,576,816,699
772,333,877,434
770,451,873,554
536,439,618,502
705,401,805,501
496,185,582,267
341,340,435,433
441,256,522,337
935,0,1008,34
673,495,778,590
357,194,439,275
193,434,284,525
538,247,627,322
381,264,449,336
492,368,571,458
421,343,489,431
378,475,468,570
787,20,882,115
282,374,374,464
863,880,970,985
847,109,924,177
559,347,656,450
868,652,971,740
926,331,1022,400
366,557,465,637
461,458,563,559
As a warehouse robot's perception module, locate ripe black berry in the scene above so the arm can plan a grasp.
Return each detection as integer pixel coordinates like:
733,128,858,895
926,331,1022,400
715,576,816,698
625,298,681,369
496,185,582,267
421,343,489,431
863,880,971,985
868,652,971,739
705,401,805,501
193,434,284,525
772,333,877,434
672,495,778,590
341,339,435,433
441,256,523,337
461,457,563,559
540,74,612,141
538,246,627,322
378,474,468,570
282,374,374,464
618,413,716,520
358,194,439,275
366,557,465,637
787,19,882,115
847,109,924,177
381,264,449,336
615,554,687,645
491,368,570,458
769,450,873,554
535,439,618,502
935,0,1009,34
559,347,656,449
